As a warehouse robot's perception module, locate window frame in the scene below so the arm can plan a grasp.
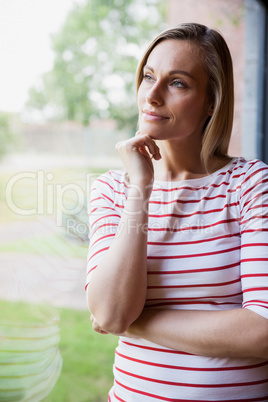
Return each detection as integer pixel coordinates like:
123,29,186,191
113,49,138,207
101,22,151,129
258,0,268,162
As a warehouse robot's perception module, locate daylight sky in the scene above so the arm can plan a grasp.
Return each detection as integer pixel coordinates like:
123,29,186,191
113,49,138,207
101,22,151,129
0,0,84,112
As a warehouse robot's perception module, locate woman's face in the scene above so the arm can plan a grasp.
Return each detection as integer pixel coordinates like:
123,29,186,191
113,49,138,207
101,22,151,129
137,39,213,144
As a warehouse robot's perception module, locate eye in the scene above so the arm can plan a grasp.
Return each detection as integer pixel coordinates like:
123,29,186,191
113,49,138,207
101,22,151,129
144,74,154,82
171,80,185,88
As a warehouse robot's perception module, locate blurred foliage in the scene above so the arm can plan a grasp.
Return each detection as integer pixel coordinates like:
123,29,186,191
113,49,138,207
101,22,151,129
27,0,166,133
0,112,17,159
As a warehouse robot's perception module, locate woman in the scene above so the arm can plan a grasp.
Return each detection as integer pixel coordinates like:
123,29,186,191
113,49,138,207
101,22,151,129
86,23,268,401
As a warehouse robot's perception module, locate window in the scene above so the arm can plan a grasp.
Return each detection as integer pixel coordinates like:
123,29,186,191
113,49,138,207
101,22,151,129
243,0,268,162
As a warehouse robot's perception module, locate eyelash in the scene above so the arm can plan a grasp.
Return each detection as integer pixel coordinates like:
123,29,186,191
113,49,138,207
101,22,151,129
171,80,184,88
143,74,185,88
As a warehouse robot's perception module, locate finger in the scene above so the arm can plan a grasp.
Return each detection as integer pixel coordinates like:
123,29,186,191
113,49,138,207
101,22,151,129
138,145,150,158
92,321,109,335
116,134,161,162
90,315,109,335
139,136,161,160
152,144,162,160
93,322,101,332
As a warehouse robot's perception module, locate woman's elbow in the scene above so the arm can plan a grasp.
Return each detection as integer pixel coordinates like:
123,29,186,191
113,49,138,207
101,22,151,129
102,316,131,335
87,297,137,335
93,311,134,335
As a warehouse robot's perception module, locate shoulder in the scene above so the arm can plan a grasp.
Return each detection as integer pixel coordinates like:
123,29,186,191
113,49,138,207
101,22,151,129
230,158,268,208
220,157,268,183
234,158,268,184
234,157,268,171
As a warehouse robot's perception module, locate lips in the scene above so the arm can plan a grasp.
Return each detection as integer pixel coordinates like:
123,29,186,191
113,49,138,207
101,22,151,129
142,110,169,122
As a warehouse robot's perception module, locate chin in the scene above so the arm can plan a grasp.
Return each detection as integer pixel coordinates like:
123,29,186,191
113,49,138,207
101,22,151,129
138,123,163,139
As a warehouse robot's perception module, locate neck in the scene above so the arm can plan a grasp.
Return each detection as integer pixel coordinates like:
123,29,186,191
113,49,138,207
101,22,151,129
153,139,231,181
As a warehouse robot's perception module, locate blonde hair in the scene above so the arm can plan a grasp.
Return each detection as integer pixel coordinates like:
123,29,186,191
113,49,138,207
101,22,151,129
136,23,234,170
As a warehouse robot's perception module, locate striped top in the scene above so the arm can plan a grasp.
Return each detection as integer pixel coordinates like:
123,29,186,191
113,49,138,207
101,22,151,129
86,157,268,401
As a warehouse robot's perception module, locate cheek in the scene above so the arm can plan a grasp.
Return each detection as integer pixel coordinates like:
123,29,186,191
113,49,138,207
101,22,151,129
137,87,145,110
176,96,206,118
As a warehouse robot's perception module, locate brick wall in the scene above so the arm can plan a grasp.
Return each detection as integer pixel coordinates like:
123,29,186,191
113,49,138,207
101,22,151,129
167,0,245,157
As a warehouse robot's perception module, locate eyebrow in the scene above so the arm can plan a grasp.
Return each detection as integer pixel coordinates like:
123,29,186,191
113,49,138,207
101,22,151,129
144,65,195,81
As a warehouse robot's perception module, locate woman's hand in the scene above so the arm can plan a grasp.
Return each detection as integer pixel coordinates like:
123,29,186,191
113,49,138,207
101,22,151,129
116,131,161,189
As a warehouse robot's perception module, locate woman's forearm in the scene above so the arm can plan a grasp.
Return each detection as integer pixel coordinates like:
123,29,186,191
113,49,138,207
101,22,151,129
126,308,268,359
87,185,150,334
87,134,161,334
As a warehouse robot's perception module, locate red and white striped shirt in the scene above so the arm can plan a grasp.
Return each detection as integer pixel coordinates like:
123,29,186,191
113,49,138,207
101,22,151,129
86,157,268,401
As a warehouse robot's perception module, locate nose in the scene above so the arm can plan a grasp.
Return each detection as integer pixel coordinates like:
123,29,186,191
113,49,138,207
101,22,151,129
145,83,164,106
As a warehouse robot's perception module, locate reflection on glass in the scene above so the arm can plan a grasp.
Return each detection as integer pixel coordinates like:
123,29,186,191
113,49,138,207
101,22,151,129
0,302,62,401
